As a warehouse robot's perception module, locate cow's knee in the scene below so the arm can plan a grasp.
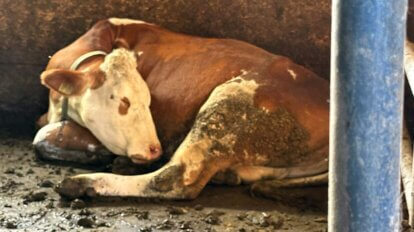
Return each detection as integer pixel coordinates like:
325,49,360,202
172,78,262,186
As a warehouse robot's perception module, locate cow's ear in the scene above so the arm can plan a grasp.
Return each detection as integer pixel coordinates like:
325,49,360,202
40,69,89,96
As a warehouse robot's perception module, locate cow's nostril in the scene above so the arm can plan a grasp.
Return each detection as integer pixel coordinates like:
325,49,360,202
129,145,162,164
149,145,161,157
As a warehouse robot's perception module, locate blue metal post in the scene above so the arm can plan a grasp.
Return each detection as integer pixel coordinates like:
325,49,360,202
329,1,407,231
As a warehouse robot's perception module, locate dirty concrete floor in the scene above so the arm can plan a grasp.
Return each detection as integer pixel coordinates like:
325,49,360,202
0,136,328,232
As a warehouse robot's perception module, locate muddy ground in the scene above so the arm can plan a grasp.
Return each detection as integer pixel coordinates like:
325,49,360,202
0,134,330,232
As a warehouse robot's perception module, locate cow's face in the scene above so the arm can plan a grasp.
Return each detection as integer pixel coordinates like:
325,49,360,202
40,48,162,163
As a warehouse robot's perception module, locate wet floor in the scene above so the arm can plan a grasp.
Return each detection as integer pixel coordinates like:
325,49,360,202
0,137,328,231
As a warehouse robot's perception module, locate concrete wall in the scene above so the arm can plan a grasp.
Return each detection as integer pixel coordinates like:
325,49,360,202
0,0,331,135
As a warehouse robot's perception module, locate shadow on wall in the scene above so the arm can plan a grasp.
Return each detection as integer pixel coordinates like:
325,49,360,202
0,0,331,136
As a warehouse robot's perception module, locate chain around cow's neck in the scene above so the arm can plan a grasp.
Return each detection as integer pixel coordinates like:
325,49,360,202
60,50,108,121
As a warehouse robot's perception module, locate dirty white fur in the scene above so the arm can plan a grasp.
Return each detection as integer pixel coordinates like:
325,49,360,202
74,173,150,196
47,97,64,124
72,164,186,198
109,18,151,26
179,75,260,185
199,75,259,113
197,75,259,155
172,137,213,186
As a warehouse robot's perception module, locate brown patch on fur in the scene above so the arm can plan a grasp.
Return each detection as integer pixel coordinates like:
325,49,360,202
118,97,131,115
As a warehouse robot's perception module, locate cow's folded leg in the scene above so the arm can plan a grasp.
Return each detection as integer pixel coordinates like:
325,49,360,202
33,120,114,166
250,173,328,208
56,166,190,199
56,134,232,199
250,172,328,195
56,161,218,200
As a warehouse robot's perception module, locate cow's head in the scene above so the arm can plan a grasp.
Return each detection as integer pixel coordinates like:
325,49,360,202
40,48,162,163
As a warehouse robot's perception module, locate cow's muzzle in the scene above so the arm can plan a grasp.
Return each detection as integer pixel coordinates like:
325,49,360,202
129,144,162,164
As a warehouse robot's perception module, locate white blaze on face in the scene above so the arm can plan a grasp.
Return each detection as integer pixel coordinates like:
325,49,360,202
77,48,161,162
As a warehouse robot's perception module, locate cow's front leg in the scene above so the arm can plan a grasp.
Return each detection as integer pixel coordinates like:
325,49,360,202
56,134,232,199
33,120,114,166
56,166,190,199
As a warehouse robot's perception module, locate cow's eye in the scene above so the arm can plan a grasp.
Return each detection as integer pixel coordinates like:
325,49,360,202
110,94,114,100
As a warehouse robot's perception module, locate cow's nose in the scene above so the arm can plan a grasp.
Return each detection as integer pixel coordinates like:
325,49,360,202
129,144,162,164
149,144,162,159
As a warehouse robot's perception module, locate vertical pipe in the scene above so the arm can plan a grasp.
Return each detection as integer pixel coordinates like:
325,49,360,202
329,1,407,231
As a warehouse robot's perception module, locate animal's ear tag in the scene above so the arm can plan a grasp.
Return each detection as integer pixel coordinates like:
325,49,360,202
58,82,74,95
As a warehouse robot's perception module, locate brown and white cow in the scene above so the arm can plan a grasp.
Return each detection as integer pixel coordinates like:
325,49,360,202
33,18,329,199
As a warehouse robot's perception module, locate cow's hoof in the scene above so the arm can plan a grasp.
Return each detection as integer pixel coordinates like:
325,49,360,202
55,177,97,199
